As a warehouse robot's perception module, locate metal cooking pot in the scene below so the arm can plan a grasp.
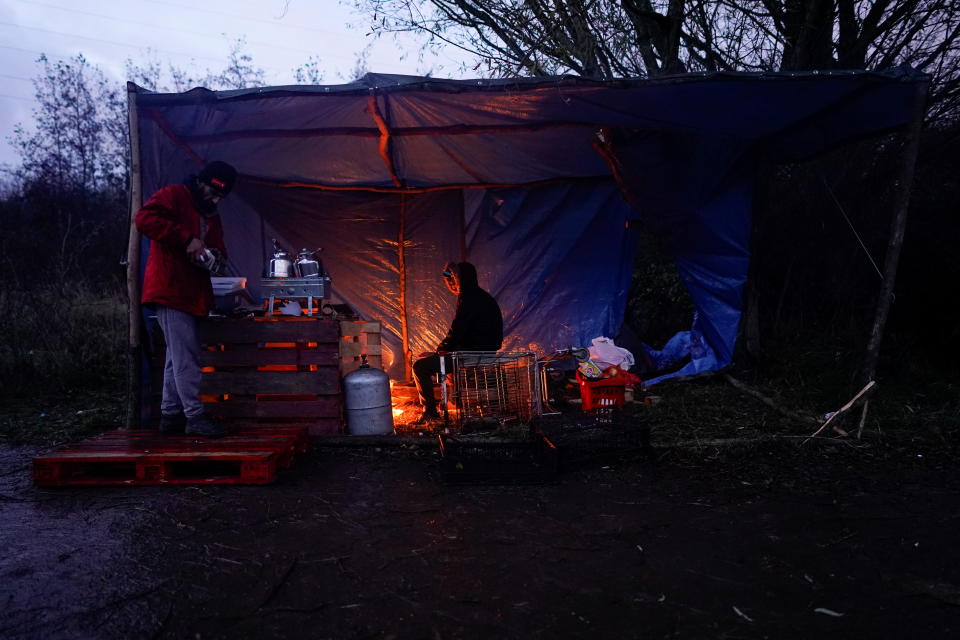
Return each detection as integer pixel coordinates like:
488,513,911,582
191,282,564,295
267,239,294,278
294,248,323,278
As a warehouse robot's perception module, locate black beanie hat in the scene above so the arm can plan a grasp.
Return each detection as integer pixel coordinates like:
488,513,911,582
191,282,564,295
197,161,238,196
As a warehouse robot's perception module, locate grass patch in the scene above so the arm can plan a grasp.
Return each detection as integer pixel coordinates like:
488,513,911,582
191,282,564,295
0,390,125,445
636,336,959,453
0,284,127,444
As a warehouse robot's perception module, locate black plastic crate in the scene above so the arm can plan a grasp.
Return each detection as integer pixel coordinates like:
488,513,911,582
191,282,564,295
437,432,558,483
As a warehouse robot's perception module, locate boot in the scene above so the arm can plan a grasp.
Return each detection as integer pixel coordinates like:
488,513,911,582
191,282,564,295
158,412,187,435
186,413,231,438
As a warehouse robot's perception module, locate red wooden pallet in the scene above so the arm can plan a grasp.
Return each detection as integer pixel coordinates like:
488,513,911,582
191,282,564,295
33,426,308,487
73,433,297,469
84,426,310,462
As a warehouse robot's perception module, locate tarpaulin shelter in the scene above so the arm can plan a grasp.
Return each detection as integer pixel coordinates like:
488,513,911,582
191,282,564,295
126,67,928,390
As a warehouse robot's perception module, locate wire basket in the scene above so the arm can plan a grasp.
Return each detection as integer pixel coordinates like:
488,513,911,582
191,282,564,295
445,351,540,430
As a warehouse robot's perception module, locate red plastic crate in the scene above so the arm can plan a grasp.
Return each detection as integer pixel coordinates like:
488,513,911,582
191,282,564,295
576,370,626,410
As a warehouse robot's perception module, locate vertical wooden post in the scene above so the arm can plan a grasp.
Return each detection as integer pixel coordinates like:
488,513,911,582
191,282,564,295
398,193,411,381
458,192,467,262
859,81,929,387
125,82,143,428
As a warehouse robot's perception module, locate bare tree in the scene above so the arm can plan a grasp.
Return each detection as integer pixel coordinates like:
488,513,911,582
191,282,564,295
208,37,267,89
355,0,960,119
5,54,127,286
10,54,125,191
293,55,325,84
126,38,266,92
4,40,276,290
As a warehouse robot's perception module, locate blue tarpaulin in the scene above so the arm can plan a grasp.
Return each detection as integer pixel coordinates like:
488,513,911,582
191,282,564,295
132,68,926,382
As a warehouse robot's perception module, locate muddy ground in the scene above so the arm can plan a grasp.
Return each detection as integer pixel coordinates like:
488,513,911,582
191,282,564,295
1,413,959,640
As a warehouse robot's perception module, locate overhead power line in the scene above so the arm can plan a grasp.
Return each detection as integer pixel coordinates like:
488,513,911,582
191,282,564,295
8,0,334,59
137,0,346,36
0,20,228,64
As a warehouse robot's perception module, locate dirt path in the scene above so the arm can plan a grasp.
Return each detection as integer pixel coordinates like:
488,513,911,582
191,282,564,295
1,437,958,639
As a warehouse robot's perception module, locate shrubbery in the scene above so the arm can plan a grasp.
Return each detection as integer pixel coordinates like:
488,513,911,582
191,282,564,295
0,284,126,397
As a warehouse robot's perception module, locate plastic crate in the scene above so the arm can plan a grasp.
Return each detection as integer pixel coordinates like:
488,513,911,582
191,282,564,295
576,370,626,410
437,432,558,483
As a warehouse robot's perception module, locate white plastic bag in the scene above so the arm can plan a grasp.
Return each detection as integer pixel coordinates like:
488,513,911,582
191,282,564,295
588,336,634,371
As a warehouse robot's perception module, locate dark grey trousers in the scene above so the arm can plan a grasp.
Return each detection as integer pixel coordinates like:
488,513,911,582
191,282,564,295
412,353,453,410
156,305,203,418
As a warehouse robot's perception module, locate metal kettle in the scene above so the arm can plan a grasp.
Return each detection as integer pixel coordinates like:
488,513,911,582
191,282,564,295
267,239,294,278
294,248,323,278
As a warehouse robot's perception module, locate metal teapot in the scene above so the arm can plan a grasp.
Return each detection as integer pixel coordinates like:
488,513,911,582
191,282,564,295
294,248,323,278
267,239,294,278
192,247,224,273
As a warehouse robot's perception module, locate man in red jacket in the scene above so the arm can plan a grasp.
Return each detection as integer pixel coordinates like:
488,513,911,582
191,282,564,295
136,161,237,437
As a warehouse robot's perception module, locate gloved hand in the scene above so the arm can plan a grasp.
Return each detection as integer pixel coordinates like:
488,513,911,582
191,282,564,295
186,237,206,260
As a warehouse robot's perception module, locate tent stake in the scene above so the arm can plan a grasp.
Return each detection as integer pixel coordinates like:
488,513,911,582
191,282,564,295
859,81,929,387
125,82,143,428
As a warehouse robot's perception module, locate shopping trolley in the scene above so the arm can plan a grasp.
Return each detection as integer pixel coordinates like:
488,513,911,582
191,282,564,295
439,351,542,430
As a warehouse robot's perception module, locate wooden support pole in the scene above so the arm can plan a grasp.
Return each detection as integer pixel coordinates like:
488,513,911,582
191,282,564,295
125,82,143,428
398,193,411,381
860,81,929,387
459,193,467,263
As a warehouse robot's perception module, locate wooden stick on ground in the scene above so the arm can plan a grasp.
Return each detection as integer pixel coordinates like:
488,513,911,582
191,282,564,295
804,381,878,444
856,399,870,440
723,374,818,425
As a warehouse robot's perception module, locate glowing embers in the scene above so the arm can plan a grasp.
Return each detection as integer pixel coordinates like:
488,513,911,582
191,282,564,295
389,381,426,428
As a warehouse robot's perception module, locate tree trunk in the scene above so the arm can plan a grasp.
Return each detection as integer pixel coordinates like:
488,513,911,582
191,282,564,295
859,81,929,387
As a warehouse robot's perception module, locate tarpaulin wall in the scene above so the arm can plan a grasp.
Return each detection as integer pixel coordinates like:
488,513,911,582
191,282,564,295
230,179,635,379
132,68,927,384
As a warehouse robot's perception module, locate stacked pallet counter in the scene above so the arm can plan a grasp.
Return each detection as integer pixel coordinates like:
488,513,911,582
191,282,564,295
150,316,343,435
199,317,342,435
338,320,382,376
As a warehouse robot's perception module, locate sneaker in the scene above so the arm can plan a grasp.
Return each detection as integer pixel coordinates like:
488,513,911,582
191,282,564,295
185,413,231,438
158,412,187,435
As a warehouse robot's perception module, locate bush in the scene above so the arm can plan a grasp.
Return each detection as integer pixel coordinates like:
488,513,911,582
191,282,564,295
0,284,126,398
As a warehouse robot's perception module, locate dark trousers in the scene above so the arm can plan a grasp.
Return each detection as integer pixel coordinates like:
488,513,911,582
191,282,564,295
412,353,453,411
156,305,203,418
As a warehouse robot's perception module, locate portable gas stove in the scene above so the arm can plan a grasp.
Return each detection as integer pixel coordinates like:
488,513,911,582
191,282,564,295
260,276,332,315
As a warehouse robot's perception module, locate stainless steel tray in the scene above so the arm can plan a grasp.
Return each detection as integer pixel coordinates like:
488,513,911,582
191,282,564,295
260,276,331,298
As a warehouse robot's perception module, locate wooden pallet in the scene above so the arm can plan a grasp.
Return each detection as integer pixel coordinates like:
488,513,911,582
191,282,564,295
32,426,308,487
149,317,343,436
76,429,306,469
339,320,383,375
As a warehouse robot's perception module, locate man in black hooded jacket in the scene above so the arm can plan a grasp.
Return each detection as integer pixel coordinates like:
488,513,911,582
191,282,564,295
413,261,503,422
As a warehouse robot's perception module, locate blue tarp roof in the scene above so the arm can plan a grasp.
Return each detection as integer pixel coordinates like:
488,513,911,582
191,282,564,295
133,67,927,382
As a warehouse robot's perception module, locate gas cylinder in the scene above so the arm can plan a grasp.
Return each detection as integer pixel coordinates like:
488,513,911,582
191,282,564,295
343,356,394,435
